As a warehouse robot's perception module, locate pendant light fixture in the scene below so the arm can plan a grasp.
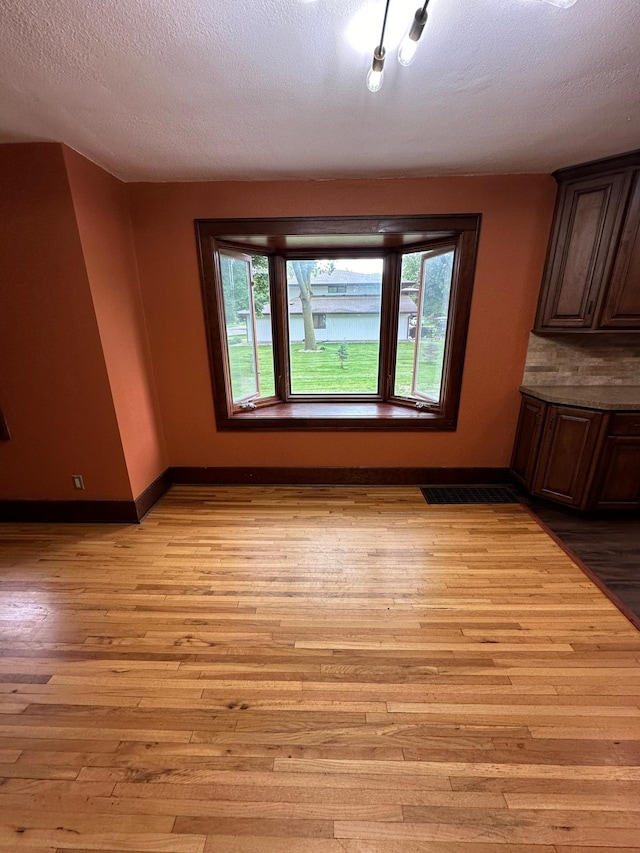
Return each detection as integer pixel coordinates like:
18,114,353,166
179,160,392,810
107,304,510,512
398,1,430,67
365,0,579,91
366,0,391,92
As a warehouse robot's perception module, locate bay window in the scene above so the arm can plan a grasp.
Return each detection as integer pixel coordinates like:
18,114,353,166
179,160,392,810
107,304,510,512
197,215,480,430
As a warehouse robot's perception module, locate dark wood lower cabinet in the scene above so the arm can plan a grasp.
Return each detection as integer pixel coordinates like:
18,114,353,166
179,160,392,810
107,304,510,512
510,396,545,487
591,436,640,509
512,394,640,512
533,406,604,507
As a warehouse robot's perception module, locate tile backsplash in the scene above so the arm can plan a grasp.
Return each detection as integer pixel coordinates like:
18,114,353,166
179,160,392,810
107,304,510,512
522,333,640,386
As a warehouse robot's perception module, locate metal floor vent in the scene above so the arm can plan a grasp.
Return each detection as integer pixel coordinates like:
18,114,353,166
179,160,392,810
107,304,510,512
421,485,520,505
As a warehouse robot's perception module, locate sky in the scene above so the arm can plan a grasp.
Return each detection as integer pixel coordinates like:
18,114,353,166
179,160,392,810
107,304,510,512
331,258,384,273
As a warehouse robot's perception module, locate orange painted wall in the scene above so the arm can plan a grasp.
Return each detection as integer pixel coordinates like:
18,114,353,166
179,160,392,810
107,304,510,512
0,144,131,500
128,175,556,469
63,148,167,498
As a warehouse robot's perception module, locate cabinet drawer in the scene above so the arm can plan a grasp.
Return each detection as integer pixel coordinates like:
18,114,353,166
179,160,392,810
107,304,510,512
610,413,640,435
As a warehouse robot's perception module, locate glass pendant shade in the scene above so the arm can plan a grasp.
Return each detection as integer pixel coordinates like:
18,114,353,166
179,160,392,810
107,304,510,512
398,34,419,66
366,67,384,92
397,7,428,67
366,46,386,92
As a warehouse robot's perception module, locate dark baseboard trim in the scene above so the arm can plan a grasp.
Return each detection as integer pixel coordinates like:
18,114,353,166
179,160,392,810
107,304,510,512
134,469,172,520
0,468,172,524
170,466,512,486
0,467,512,523
0,499,139,524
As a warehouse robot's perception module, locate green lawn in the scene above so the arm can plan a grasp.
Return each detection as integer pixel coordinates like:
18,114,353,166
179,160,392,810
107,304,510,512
227,340,445,401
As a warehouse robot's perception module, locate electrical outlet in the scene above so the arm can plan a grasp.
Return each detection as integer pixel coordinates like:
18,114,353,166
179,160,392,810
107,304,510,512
72,475,85,490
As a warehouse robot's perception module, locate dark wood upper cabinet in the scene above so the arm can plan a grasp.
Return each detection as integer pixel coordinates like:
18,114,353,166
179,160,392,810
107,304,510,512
536,173,628,329
600,171,640,329
534,150,640,333
532,405,604,507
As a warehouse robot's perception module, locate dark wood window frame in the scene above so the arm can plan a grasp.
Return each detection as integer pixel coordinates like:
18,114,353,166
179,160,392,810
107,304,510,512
196,215,481,431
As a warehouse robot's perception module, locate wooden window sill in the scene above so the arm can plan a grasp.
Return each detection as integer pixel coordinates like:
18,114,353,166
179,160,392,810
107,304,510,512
219,401,456,431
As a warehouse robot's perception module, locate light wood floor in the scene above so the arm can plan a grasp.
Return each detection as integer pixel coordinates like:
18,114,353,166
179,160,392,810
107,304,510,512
0,485,639,853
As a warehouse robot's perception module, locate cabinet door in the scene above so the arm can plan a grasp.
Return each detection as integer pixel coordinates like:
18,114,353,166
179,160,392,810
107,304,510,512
600,172,640,328
536,173,629,330
591,436,640,509
533,406,604,507
510,396,545,489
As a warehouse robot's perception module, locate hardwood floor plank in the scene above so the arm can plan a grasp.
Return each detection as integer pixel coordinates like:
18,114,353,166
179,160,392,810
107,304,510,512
93,796,404,821
201,838,343,853
83,767,452,789
0,761,79,780
505,792,640,810
402,804,640,828
272,757,640,779
173,817,334,838
0,748,21,762
334,819,640,845
109,782,504,807
0,725,193,742
0,830,206,851
449,777,640,795
338,843,556,853
0,779,113,796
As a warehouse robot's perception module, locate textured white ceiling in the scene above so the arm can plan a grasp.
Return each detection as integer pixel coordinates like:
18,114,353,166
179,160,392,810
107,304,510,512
0,0,638,181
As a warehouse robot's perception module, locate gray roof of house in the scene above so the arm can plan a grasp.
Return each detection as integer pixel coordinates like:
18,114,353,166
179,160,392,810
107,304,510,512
287,270,382,284
262,295,417,315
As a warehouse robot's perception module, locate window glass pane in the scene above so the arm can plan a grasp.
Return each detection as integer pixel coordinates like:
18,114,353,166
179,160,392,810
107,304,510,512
395,247,455,403
286,259,382,395
220,253,275,403
251,255,275,398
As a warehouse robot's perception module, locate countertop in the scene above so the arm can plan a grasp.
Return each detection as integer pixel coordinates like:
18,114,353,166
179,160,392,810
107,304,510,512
520,385,640,411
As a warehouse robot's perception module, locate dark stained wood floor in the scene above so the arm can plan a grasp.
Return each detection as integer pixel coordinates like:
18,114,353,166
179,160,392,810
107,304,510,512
531,504,640,622
0,485,639,852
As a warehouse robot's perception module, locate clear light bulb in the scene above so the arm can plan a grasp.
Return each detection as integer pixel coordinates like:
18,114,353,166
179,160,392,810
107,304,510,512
397,8,428,68
398,34,419,66
366,66,384,92
366,46,386,93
